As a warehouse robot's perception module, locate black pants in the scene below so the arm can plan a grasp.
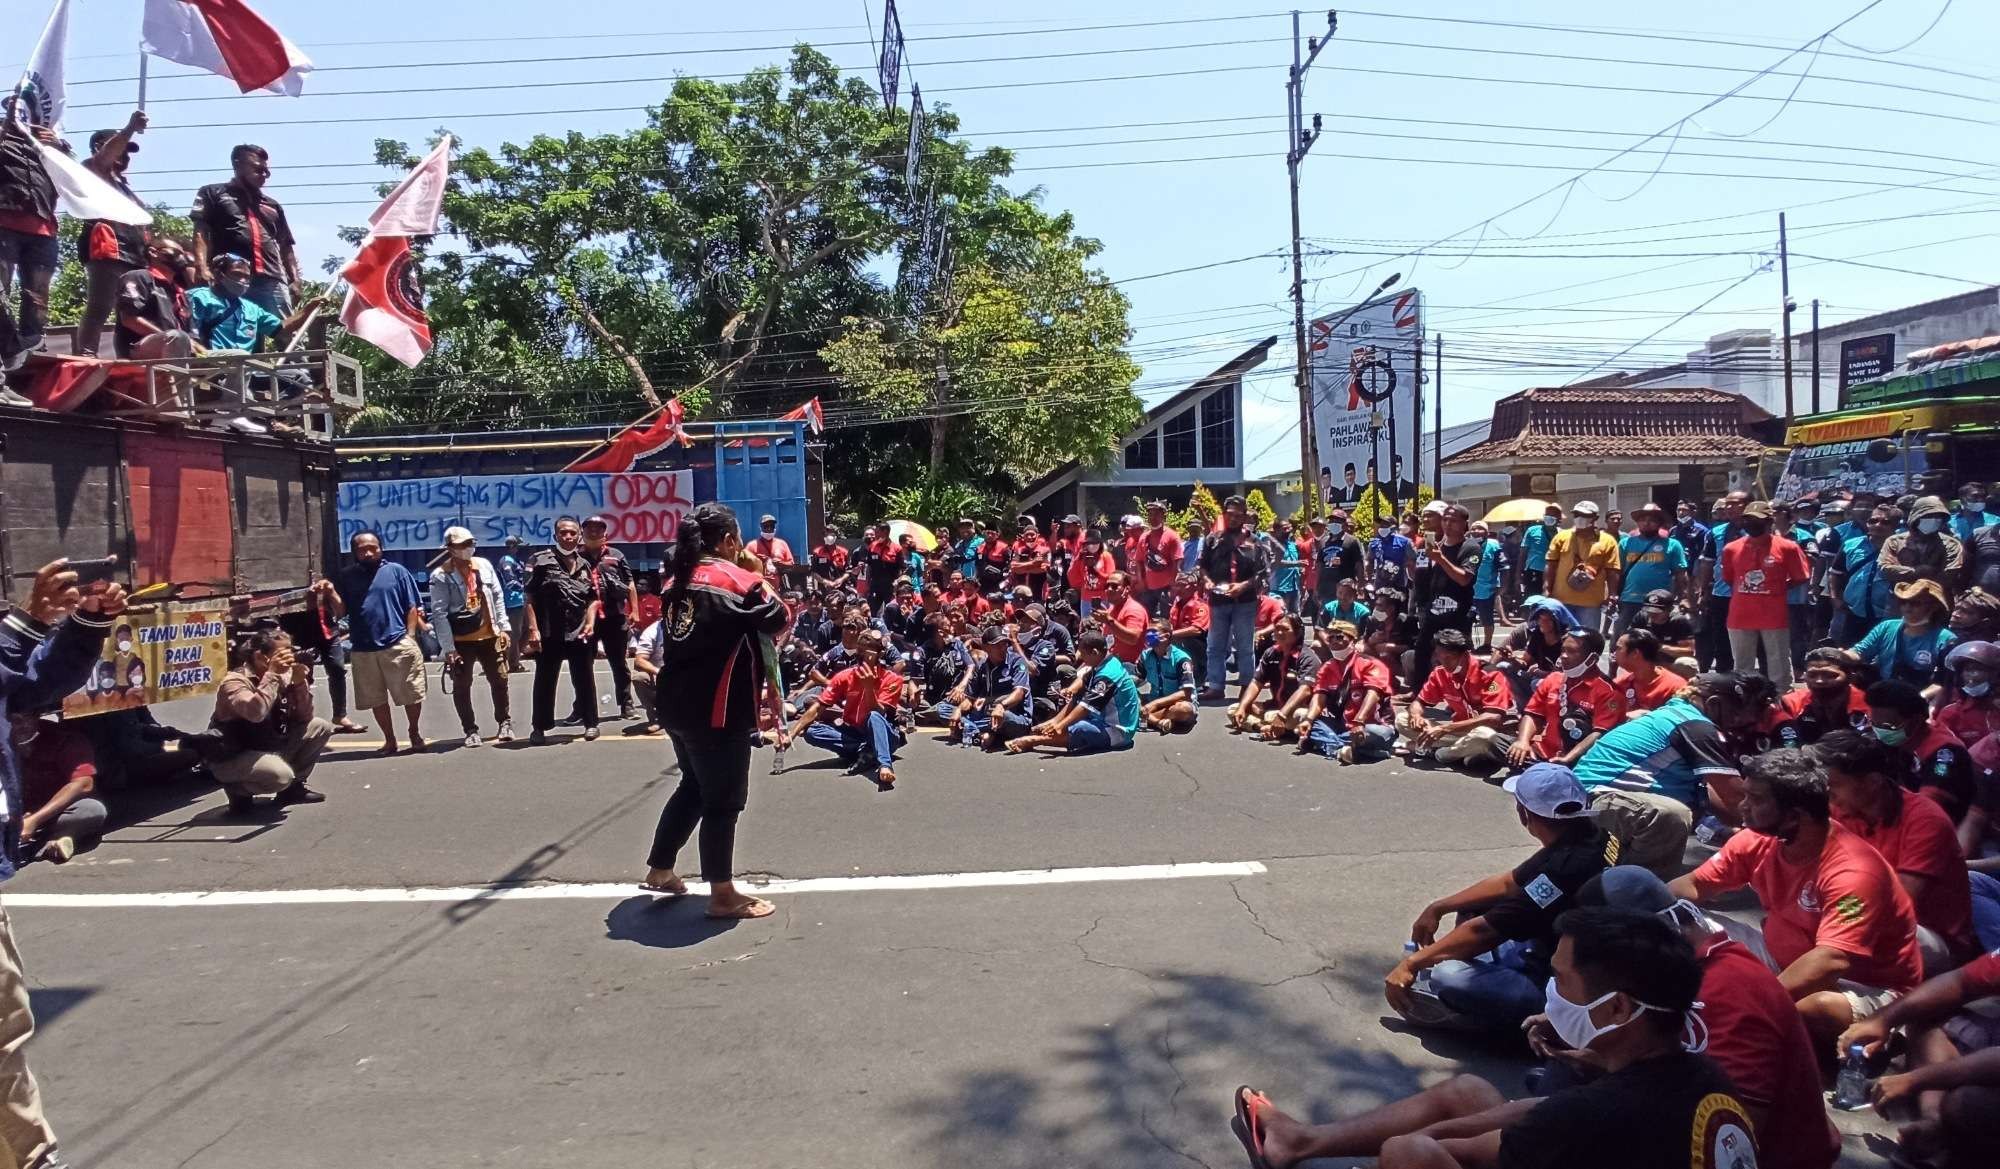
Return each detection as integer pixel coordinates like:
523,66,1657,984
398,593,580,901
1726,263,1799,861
532,640,597,731
1699,593,1733,672
586,621,633,710
650,730,753,882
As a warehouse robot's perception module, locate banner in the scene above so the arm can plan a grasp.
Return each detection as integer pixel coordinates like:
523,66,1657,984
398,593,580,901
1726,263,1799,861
1308,288,1424,512
63,606,228,718
337,469,696,551
1838,333,1895,390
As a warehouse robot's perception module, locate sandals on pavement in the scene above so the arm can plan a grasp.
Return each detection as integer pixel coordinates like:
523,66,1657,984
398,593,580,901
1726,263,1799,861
1231,1085,1276,1169
705,897,776,920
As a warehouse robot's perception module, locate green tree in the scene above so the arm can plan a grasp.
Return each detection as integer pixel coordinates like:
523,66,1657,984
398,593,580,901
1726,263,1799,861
1245,488,1278,532
46,207,194,326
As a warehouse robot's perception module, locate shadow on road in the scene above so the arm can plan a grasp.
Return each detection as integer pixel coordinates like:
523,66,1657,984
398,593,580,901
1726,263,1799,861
603,894,740,949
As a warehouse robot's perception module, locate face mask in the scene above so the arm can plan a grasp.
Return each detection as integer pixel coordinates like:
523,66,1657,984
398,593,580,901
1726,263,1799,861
1501,525,1517,536
1873,724,1909,747
451,546,474,562
1961,680,1992,697
1917,517,1944,535
1542,516,1559,527
1326,524,1343,537
1970,502,1987,514
214,274,250,297
1563,659,1594,679
1324,644,1354,661
1543,984,1639,1053
1377,526,1393,537
116,639,133,653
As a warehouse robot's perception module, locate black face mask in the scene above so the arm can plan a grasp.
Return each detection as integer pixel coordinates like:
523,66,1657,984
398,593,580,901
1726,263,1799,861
1740,519,1769,537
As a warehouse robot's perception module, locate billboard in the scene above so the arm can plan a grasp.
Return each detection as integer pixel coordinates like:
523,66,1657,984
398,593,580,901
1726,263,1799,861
1839,333,1895,390
1308,288,1424,513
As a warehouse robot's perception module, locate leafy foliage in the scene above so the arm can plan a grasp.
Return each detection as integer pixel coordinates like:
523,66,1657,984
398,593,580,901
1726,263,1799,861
1245,488,1278,532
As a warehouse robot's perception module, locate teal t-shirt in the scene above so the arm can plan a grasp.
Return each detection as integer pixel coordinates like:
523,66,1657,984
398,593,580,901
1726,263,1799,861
1270,540,1302,596
188,286,282,352
1520,521,1555,572
1573,698,1738,806
1320,598,1371,628
1852,619,1957,687
1617,534,1688,603
1473,538,1505,599
1082,656,1143,737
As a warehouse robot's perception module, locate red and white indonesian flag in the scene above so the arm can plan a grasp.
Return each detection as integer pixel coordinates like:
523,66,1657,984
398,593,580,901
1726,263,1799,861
781,396,826,434
142,0,313,97
340,137,451,367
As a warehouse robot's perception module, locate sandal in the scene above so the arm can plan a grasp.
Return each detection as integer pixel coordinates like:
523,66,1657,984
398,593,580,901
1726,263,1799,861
705,897,776,920
639,873,688,896
1231,1085,1276,1169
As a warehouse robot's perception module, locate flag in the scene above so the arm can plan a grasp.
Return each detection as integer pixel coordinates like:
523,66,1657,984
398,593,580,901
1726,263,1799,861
781,396,825,434
567,400,691,473
142,0,313,97
339,137,450,367
11,0,70,129
35,141,153,225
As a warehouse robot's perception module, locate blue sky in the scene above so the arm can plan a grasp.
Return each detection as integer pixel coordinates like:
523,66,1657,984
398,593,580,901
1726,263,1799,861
20,0,1998,474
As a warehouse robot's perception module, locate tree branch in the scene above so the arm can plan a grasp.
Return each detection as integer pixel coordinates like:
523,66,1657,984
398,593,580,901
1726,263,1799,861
557,282,662,410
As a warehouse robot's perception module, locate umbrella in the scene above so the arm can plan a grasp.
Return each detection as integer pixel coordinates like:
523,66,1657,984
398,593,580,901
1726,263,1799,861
886,519,939,552
1483,498,1552,525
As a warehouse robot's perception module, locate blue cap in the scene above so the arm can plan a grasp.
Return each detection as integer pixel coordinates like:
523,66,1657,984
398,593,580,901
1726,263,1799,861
1502,762,1591,820
1578,866,1674,913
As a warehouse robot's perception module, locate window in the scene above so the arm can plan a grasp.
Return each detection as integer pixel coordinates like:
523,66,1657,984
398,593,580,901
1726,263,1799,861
1200,388,1236,468
1162,408,1197,469
1124,431,1158,469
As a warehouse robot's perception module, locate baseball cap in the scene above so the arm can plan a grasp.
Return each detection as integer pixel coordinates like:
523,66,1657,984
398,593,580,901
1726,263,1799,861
1821,498,1849,515
979,625,1008,646
1145,500,1167,512
1741,500,1774,519
1643,588,1675,608
1571,500,1601,518
89,129,136,155
1576,866,1675,914
1501,762,1592,820
581,514,610,528
504,535,524,547
759,513,777,525
1632,501,1663,515
1062,513,1083,526
442,525,475,546
1328,508,1350,522
1422,499,1449,516
1122,514,1143,528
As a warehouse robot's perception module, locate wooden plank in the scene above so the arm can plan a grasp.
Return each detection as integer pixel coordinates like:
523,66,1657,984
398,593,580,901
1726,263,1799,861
0,418,123,601
226,446,315,594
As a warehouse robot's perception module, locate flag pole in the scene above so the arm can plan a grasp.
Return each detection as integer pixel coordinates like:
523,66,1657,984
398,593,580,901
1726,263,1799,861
137,48,147,112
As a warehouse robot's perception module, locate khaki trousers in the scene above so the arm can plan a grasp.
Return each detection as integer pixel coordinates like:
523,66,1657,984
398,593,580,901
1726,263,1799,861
0,902,55,1169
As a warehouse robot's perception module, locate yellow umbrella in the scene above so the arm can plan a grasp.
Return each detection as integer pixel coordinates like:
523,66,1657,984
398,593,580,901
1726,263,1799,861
886,519,939,552
1484,498,1553,525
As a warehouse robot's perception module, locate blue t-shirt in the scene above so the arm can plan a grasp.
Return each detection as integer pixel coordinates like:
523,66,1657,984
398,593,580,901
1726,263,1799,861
1320,598,1371,628
188,286,282,352
1572,698,1739,807
1140,643,1195,698
1617,534,1688,603
1080,655,1143,737
1369,533,1414,581
1838,535,1892,622
1519,521,1557,572
1852,619,1958,687
1473,538,1505,600
497,553,527,609
1707,521,1743,597
953,535,985,579
1950,509,1995,542
968,648,1032,701
1271,540,1302,596
335,560,424,652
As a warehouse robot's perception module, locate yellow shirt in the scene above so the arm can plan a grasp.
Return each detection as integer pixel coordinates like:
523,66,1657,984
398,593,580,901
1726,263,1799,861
1546,528,1620,607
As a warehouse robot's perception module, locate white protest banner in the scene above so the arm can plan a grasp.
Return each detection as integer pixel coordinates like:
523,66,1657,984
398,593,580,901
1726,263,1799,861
337,470,695,551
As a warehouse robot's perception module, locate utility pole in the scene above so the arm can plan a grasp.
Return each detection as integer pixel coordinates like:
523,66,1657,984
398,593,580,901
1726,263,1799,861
1778,212,1796,427
1287,9,1336,508
1432,333,1443,496
1809,299,1822,414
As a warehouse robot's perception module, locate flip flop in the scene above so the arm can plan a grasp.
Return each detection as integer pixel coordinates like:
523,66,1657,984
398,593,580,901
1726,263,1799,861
639,878,688,897
705,897,776,920
1231,1085,1276,1169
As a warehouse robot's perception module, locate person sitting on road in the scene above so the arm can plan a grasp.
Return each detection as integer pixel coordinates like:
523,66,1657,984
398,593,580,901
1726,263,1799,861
1611,628,1688,718
1868,678,1976,825
1229,614,1320,743
1299,621,1396,764
209,629,332,815
1236,908,1758,1169
949,625,1033,751
910,615,972,725
1840,942,2000,1169
1386,762,1618,1034
1764,647,1869,748
1005,631,1140,757
1494,595,1575,708
1014,604,1073,720
782,629,904,790
1571,672,1763,875
1507,629,1625,774
1625,587,1699,675
1362,585,1418,687
1137,617,1198,734
1819,729,1979,972
9,714,108,865
1855,578,1959,698
629,615,665,736
1938,640,1999,755
1398,628,1514,773
1669,747,1925,1055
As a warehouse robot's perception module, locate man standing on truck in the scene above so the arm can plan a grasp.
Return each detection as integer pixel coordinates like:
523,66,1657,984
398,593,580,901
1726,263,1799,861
190,144,302,316
322,532,429,755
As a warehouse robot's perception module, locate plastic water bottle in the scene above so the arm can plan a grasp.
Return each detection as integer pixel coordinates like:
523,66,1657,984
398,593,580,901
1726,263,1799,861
1694,815,1733,846
771,740,787,775
1404,940,1432,994
1834,1044,1871,1110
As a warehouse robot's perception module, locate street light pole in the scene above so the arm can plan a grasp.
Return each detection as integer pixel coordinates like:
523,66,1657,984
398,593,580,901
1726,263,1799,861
1287,10,1336,510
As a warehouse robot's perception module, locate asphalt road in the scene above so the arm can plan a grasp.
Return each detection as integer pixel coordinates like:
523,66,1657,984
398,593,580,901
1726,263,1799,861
6,669,1894,1168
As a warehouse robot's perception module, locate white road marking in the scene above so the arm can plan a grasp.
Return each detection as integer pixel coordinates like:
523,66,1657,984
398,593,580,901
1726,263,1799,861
4,860,1268,909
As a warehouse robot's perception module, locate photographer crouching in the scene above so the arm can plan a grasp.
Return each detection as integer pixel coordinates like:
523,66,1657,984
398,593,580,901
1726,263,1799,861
209,628,332,815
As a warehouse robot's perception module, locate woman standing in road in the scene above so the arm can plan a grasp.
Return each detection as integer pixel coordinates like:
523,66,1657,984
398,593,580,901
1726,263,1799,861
643,503,791,919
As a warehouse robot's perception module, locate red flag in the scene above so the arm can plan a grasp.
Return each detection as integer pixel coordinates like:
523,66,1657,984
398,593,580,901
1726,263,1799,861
781,396,825,434
142,0,312,95
568,400,690,473
340,236,430,366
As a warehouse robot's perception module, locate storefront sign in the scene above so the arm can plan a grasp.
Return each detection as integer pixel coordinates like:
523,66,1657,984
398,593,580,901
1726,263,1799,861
336,470,696,551
63,606,229,718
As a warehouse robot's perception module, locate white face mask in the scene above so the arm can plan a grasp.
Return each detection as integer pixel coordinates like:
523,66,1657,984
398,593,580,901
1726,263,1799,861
1326,524,1343,538
1563,659,1595,678
116,639,133,653
1324,644,1354,661
1968,501,1986,513
1963,679,1992,697
1917,517,1945,535
450,546,474,562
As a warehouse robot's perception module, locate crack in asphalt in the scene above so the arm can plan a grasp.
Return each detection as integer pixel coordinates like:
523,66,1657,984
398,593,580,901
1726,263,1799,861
1162,751,1203,800
1227,878,1288,949
171,1116,246,1169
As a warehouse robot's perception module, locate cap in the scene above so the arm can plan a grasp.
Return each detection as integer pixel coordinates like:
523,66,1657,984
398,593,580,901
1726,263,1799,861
89,129,136,155
980,625,1008,646
1643,588,1675,608
1577,866,1675,914
1571,500,1601,518
1422,499,1449,516
759,513,777,525
1741,500,1774,520
1501,762,1592,820
1011,584,1033,599
894,577,915,592
1308,515,1327,526
1632,501,1663,515
1122,515,1143,529
1327,620,1360,638
1328,508,1349,522
1821,498,1850,514
1062,513,1084,526
957,516,975,527
504,535,524,547
1895,578,1947,610
1145,500,1167,512
442,525,476,546
581,514,610,528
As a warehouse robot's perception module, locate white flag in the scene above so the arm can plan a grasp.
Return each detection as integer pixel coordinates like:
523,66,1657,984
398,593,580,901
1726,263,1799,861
339,137,452,366
35,142,153,225
142,0,313,98
365,135,451,237
11,0,70,129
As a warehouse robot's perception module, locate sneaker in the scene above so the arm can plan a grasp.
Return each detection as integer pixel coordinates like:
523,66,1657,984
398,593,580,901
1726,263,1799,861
529,729,549,745
583,725,601,742
273,783,326,806
495,720,515,743
619,702,639,720
559,714,585,727
463,732,483,749
0,388,31,408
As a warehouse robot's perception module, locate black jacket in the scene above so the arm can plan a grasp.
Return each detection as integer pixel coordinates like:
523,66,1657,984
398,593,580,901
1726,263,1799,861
0,608,113,879
654,559,789,736
0,123,57,226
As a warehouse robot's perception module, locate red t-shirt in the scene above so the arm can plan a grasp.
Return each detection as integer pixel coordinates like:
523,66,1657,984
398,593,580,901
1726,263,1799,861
1136,526,1184,592
1694,938,1844,1169
1104,596,1149,664
819,665,904,725
1938,697,2000,754
1962,950,2000,998
1168,592,1210,634
1067,550,1117,601
749,535,794,566
1416,660,1515,721
1835,789,1977,960
1722,535,1810,630
1690,822,1923,992
1614,666,1688,714
20,724,96,809
1295,534,1319,593
1524,669,1626,759
1255,594,1285,628
1313,654,1394,726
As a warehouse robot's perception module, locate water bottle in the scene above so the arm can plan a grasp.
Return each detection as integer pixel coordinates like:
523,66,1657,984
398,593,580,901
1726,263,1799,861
1404,940,1432,994
771,739,787,775
1834,1044,1871,1110
1694,816,1733,846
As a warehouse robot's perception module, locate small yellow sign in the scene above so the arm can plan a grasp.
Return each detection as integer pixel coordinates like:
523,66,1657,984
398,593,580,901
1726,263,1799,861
62,605,229,718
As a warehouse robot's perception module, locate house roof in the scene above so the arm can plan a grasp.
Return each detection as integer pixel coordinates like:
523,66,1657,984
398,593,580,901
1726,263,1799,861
1445,385,1770,467
1016,335,1277,506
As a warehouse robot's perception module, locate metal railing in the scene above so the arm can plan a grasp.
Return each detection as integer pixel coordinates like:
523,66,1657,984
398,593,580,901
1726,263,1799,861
97,348,365,439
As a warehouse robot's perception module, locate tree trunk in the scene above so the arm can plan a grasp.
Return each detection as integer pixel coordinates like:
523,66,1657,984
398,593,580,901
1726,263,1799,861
928,414,948,477
560,285,663,411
